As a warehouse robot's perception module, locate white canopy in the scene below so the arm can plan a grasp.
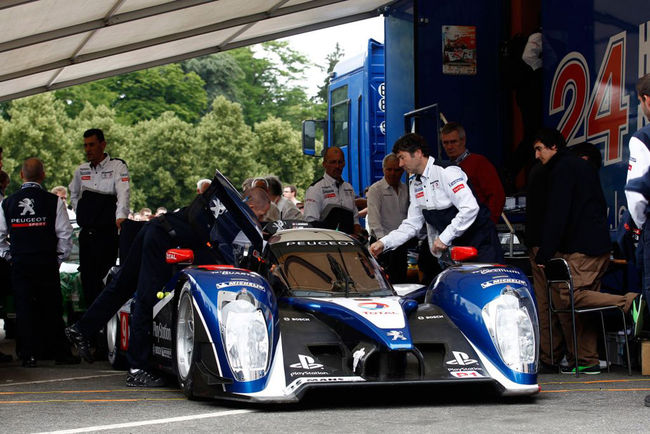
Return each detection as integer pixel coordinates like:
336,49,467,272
0,0,393,102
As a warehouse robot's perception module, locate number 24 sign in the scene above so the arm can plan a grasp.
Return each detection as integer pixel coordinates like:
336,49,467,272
549,32,630,166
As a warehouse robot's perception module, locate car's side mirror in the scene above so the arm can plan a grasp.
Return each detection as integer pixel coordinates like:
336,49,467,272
166,248,194,265
450,246,478,262
302,119,327,156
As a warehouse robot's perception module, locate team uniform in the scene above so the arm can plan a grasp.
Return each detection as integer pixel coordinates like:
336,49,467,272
69,154,129,306
380,157,502,263
304,173,359,233
0,182,72,362
625,122,650,311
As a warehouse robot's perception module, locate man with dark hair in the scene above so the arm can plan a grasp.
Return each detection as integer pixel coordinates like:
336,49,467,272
533,128,639,375
304,146,362,236
625,73,650,405
441,122,505,223
0,158,74,366
266,176,302,220
283,184,299,205
369,133,502,263
69,129,130,308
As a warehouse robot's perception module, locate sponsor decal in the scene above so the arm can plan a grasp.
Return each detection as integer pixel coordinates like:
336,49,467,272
153,321,171,341
446,351,478,366
432,180,440,189
630,157,637,162
480,278,526,288
81,175,91,180
472,267,517,275
415,191,424,199
452,184,465,193
387,330,407,341
101,170,113,179
121,177,129,182
18,198,35,216
449,177,463,186
417,314,444,320
450,370,483,378
286,376,350,392
352,347,366,372
120,311,129,351
285,241,354,246
325,193,336,199
290,354,324,370
217,270,250,276
216,280,265,290
210,198,227,218
283,317,310,322
358,302,389,310
153,345,172,359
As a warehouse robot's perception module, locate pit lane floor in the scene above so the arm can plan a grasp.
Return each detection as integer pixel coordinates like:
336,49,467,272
1,339,649,433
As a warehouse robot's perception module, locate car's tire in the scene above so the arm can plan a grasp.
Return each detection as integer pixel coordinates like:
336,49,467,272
175,281,197,399
106,313,128,370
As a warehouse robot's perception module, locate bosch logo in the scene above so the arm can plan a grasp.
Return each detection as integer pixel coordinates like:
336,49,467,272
358,302,388,310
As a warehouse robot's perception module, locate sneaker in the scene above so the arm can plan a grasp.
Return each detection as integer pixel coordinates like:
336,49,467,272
630,294,645,338
561,364,600,375
126,369,165,387
65,325,94,363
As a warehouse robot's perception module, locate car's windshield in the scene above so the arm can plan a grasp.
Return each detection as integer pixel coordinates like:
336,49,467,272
269,240,393,297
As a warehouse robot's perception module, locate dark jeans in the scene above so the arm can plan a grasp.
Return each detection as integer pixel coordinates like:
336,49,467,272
79,225,118,307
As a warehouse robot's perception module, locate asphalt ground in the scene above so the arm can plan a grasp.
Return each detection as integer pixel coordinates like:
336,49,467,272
1,339,649,433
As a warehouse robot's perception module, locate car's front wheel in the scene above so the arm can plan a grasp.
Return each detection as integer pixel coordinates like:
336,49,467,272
175,281,197,399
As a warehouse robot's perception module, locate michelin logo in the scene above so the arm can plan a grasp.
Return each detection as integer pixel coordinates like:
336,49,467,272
480,278,526,288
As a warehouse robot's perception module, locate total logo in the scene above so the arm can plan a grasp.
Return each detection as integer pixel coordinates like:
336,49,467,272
358,302,388,310
446,351,478,366
290,354,323,370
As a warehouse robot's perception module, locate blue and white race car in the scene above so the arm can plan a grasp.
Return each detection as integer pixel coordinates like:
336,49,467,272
106,170,540,402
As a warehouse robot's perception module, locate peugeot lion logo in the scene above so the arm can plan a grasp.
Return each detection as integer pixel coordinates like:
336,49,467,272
18,198,35,216
210,198,226,218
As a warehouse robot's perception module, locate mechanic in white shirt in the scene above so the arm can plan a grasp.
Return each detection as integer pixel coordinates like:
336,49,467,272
369,133,502,263
304,146,362,236
69,128,130,307
366,153,410,282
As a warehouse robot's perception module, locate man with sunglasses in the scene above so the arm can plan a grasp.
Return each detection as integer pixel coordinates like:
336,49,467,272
304,146,362,236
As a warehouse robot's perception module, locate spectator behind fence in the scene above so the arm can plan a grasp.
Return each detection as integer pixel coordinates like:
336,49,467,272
266,175,302,220
442,122,505,223
0,158,76,366
533,128,640,375
367,154,410,283
69,128,130,308
51,185,76,221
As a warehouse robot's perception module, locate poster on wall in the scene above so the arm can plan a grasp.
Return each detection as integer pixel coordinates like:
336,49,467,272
442,25,477,75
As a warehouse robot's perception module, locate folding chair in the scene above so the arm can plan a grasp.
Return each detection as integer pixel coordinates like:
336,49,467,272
545,257,631,377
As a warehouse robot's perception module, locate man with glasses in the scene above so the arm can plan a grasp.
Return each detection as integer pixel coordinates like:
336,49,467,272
441,122,505,223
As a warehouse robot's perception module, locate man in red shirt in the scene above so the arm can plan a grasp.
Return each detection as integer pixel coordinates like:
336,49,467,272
441,122,505,223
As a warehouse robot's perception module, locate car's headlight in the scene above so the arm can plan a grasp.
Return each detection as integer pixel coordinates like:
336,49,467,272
221,298,269,382
482,289,537,373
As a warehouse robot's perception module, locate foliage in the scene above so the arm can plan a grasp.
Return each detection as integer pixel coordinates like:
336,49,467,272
0,93,75,192
182,53,244,107
252,116,314,196
315,43,345,104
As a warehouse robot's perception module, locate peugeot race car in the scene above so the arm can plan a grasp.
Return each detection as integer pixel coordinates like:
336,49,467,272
106,170,540,402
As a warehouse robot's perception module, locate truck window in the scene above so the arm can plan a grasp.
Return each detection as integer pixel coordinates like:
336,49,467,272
330,85,350,148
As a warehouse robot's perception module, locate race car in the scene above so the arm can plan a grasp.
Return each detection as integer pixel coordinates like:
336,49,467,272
106,170,540,402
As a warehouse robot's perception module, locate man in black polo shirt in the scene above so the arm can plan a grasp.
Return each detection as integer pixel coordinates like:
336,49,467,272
0,158,74,366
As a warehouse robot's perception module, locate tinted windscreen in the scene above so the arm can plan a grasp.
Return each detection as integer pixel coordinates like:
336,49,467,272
269,240,392,297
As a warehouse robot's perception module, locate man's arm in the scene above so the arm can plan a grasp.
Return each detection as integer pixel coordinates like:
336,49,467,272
379,184,423,251
302,185,321,222
0,201,10,261
438,167,479,246
68,167,81,212
625,135,650,228
55,198,73,263
535,163,573,265
114,160,130,228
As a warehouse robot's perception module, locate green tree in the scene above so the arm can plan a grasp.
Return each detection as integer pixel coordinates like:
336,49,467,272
128,112,200,210
252,116,314,196
315,43,345,104
54,64,208,125
0,93,75,192
195,96,261,189
182,53,244,107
